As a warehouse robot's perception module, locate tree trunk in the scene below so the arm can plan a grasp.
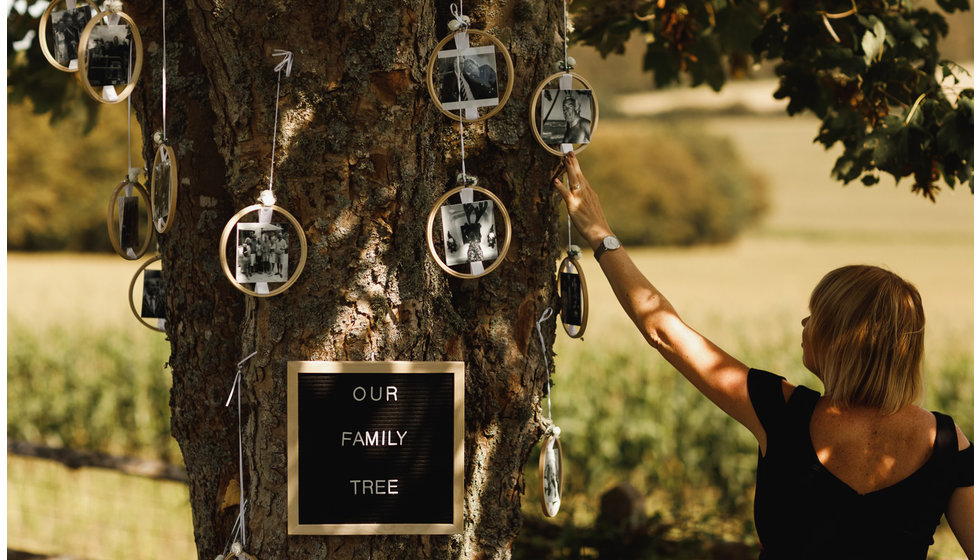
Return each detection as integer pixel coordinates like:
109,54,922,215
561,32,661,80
128,1,564,558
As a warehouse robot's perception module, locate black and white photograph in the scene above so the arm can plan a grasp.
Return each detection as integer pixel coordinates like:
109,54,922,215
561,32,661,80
440,200,497,267
151,149,171,224
85,24,131,87
540,89,594,145
541,438,562,517
51,6,90,66
560,271,583,327
235,223,289,284
436,45,499,113
119,195,139,251
140,269,165,319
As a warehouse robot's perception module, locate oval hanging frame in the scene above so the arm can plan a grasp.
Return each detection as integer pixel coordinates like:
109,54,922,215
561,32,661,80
425,28,515,123
76,9,144,104
425,185,512,279
557,255,589,338
128,254,166,333
529,72,599,156
218,204,308,298
538,432,564,518
37,0,99,72
106,179,153,260
224,551,258,560
151,144,179,234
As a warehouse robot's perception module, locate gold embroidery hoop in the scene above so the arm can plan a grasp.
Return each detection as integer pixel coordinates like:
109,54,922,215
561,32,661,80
218,203,308,298
76,8,143,104
538,432,563,518
37,0,99,72
425,28,515,123
557,255,588,338
425,185,512,279
106,179,153,260
150,144,179,234
128,254,166,333
529,71,599,156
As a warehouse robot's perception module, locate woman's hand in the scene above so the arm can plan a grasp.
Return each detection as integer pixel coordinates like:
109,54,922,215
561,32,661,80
552,152,615,251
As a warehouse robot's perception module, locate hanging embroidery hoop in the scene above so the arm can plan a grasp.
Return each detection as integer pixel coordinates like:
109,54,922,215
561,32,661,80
538,431,563,517
218,204,308,297
557,254,588,338
151,144,179,234
128,254,166,333
76,8,143,104
37,0,98,72
106,179,153,260
223,552,258,560
529,72,599,156
426,184,512,279
426,28,515,123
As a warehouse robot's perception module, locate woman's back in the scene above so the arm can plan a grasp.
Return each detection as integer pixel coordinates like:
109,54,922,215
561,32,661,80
810,401,940,495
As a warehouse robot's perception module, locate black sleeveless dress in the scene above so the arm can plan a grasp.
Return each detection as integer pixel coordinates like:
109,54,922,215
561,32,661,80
747,369,973,560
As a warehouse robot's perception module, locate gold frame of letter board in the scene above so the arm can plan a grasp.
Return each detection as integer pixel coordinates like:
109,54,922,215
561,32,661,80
287,360,465,535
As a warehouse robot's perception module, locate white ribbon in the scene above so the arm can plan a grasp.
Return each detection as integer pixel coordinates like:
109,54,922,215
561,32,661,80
161,0,167,141
535,307,555,420
225,351,258,549
272,49,293,77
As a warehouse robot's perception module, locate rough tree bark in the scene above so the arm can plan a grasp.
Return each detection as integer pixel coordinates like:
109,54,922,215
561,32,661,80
127,1,565,558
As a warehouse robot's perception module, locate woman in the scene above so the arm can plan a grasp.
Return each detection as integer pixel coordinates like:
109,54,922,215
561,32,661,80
553,152,973,559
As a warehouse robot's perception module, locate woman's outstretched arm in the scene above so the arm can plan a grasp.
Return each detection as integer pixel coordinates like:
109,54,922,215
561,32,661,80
554,152,780,447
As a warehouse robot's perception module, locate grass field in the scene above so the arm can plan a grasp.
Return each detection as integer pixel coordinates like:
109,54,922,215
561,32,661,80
7,114,973,559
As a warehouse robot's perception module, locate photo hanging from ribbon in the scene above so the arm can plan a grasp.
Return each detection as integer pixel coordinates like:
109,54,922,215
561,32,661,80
128,254,166,333
76,2,143,103
529,0,598,156
106,94,151,260
535,308,564,517
218,51,307,298
557,247,588,338
151,0,179,234
425,5,514,123
38,0,98,72
426,180,512,280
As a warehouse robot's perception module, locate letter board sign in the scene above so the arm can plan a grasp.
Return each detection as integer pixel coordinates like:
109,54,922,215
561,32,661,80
287,361,464,535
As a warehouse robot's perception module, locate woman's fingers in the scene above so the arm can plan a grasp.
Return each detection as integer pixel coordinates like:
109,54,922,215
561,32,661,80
563,152,585,189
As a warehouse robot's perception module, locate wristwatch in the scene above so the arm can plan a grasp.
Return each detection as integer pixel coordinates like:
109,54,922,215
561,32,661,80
593,235,621,262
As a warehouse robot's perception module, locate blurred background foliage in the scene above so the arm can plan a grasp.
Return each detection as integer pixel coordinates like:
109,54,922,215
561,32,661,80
7,101,144,251
577,120,767,246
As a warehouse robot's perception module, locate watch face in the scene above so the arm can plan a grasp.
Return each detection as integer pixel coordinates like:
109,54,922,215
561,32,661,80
604,237,620,250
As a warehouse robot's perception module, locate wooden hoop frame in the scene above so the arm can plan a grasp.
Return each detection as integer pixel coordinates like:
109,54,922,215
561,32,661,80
558,255,588,338
538,433,563,518
224,551,258,560
128,254,166,333
425,28,515,123
218,204,308,298
77,9,143,104
151,144,179,234
529,72,599,156
106,179,153,260
38,0,99,72
425,185,512,279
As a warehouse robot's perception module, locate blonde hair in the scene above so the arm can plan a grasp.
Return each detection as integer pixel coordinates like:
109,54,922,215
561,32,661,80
808,265,924,413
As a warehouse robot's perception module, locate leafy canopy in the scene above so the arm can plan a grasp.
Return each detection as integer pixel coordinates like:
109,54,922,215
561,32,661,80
7,0,972,199
571,0,973,199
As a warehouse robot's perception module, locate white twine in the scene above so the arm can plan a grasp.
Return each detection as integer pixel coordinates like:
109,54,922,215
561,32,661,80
535,307,555,420
268,50,293,193
225,351,258,549
161,0,167,141
562,0,568,70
